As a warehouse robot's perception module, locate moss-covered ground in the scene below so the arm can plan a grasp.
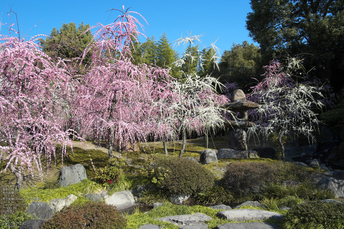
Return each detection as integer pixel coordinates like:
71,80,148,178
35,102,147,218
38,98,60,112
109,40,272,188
0,136,339,228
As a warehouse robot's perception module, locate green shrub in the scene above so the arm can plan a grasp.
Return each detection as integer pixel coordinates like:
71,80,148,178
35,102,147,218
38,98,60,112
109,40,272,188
146,156,215,195
0,185,27,216
193,186,233,206
95,165,122,184
283,201,344,229
0,211,33,229
279,196,304,208
221,162,279,197
41,202,127,229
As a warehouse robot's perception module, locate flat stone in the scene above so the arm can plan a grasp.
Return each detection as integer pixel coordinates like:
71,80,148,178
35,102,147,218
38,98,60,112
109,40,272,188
180,222,209,229
217,209,283,221
139,224,162,229
104,190,135,209
209,204,232,210
216,222,280,229
157,213,212,226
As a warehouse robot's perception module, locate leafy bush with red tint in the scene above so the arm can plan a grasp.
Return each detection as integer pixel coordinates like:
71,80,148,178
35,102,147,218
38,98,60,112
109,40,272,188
41,202,126,229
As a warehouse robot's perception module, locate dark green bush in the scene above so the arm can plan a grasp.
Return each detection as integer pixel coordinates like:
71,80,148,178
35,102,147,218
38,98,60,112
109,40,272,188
193,186,233,206
41,202,127,229
221,162,279,197
221,161,319,199
283,201,344,228
146,156,215,195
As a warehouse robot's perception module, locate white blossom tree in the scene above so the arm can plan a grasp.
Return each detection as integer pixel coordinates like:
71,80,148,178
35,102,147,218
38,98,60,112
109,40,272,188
248,58,324,161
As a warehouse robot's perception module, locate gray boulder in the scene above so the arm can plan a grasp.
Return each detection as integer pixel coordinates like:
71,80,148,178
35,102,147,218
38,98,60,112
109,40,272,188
157,213,212,226
104,190,135,210
309,158,320,168
58,164,87,187
200,149,218,164
316,177,344,198
218,148,258,159
26,201,53,220
216,222,280,229
217,209,283,221
19,220,45,229
48,194,77,212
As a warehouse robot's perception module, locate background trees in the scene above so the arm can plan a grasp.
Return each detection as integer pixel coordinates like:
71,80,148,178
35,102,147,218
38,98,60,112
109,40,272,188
246,0,344,92
39,22,94,74
219,41,262,90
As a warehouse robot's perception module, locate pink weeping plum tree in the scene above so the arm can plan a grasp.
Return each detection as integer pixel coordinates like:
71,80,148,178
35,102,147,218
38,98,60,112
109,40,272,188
0,6,231,191
0,29,74,190
73,7,173,158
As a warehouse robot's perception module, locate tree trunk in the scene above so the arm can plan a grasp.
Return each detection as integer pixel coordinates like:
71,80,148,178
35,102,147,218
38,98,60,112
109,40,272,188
278,133,285,162
179,127,186,157
205,132,209,149
108,127,115,159
107,91,117,159
163,138,168,155
9,163,23,192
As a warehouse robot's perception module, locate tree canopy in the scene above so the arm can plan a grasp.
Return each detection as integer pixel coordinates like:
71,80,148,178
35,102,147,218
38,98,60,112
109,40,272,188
246,0,344,91
39,22,93,73
219,41,262,90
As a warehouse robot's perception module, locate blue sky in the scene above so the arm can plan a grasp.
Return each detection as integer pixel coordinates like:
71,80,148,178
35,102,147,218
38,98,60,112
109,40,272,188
0,0,258,56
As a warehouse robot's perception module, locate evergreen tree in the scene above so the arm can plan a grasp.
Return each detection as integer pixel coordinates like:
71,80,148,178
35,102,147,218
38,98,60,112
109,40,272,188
246,0,344,92
199,47,219,78
40,22,93,73
156,32,180,79
219,41,262,90
140,36,158,65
